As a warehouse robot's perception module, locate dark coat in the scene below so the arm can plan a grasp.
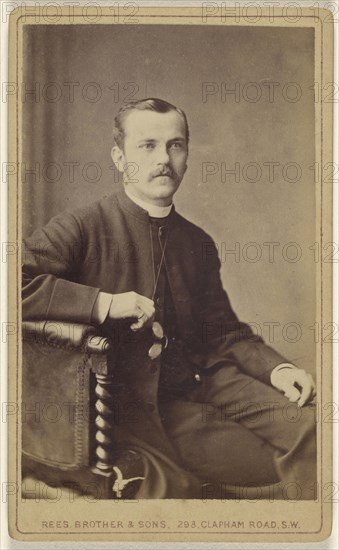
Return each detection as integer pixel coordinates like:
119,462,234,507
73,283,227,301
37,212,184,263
22,189,288,494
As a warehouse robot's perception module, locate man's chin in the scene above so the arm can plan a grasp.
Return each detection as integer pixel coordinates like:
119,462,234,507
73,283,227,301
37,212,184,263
127,179,181,204
151,177,179,195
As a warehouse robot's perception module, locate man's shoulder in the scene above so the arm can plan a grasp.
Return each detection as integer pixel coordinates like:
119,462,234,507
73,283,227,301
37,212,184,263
173,210,215,245
41,193,120,235
65,192,119,222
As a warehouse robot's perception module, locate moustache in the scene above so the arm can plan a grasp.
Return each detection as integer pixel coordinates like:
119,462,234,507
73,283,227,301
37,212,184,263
151,167,175,179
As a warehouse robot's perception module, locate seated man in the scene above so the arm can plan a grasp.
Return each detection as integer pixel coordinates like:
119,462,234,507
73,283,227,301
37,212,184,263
22,98,316,500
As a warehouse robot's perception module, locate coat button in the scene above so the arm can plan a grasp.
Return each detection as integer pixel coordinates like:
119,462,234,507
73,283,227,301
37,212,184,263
195,373,201,382
146,402,155,412
156,297,162,306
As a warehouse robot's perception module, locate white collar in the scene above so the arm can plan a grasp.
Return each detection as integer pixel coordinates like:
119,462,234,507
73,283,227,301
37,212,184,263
124,187,173,218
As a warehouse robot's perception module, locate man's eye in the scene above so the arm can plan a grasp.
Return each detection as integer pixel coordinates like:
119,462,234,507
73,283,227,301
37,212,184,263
139,143,154,150
170,142,183,150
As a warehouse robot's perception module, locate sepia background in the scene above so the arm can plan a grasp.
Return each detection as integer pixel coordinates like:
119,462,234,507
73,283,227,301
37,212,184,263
22,24,316,374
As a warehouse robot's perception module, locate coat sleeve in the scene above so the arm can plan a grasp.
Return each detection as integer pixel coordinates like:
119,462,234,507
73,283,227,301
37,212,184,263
22,212,101,324
198,236,289,385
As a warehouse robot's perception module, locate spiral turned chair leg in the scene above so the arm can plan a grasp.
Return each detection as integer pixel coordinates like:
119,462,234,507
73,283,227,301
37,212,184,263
92,369,145,499
94,373,116,471
91,372,117,497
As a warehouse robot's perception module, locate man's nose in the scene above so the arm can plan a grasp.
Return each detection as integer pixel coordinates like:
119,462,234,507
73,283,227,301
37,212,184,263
156,145,170,164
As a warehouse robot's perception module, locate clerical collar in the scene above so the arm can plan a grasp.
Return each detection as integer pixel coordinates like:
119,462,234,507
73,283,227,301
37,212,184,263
124,187,173,218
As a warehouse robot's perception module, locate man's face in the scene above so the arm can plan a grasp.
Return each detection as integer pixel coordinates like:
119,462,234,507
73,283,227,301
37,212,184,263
112,110,188,206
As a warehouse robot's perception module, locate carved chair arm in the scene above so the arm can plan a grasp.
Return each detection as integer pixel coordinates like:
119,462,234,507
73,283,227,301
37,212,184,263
22,320,111,354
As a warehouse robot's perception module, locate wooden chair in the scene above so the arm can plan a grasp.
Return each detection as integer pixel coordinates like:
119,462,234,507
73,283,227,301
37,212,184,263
22,320,145,499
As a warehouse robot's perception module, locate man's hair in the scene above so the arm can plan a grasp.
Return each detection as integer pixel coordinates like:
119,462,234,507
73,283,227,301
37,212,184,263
113,98,189,150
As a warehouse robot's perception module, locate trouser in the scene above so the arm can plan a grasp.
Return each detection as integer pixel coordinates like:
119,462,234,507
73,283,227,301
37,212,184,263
158,364,317,500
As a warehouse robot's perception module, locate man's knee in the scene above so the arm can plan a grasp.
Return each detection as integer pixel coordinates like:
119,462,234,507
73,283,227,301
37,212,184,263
295,402,317,434
278,400,316,431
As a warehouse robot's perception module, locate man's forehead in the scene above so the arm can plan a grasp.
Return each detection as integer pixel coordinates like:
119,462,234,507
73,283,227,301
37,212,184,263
123,110,186,140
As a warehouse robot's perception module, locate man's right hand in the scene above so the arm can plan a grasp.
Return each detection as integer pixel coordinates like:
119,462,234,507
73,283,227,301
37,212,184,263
108,291,155,331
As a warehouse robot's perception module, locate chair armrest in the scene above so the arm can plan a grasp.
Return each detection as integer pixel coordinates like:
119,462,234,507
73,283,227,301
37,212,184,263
22,320,111,354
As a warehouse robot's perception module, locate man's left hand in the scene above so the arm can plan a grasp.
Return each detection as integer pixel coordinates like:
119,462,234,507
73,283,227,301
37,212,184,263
271,366,316,407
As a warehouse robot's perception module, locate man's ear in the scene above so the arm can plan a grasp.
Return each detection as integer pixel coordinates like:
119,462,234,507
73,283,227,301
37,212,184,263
111,146,125,174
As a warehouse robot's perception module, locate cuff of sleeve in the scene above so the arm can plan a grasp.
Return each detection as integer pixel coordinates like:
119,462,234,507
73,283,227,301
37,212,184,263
270,362,298,383
92,292,113,325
